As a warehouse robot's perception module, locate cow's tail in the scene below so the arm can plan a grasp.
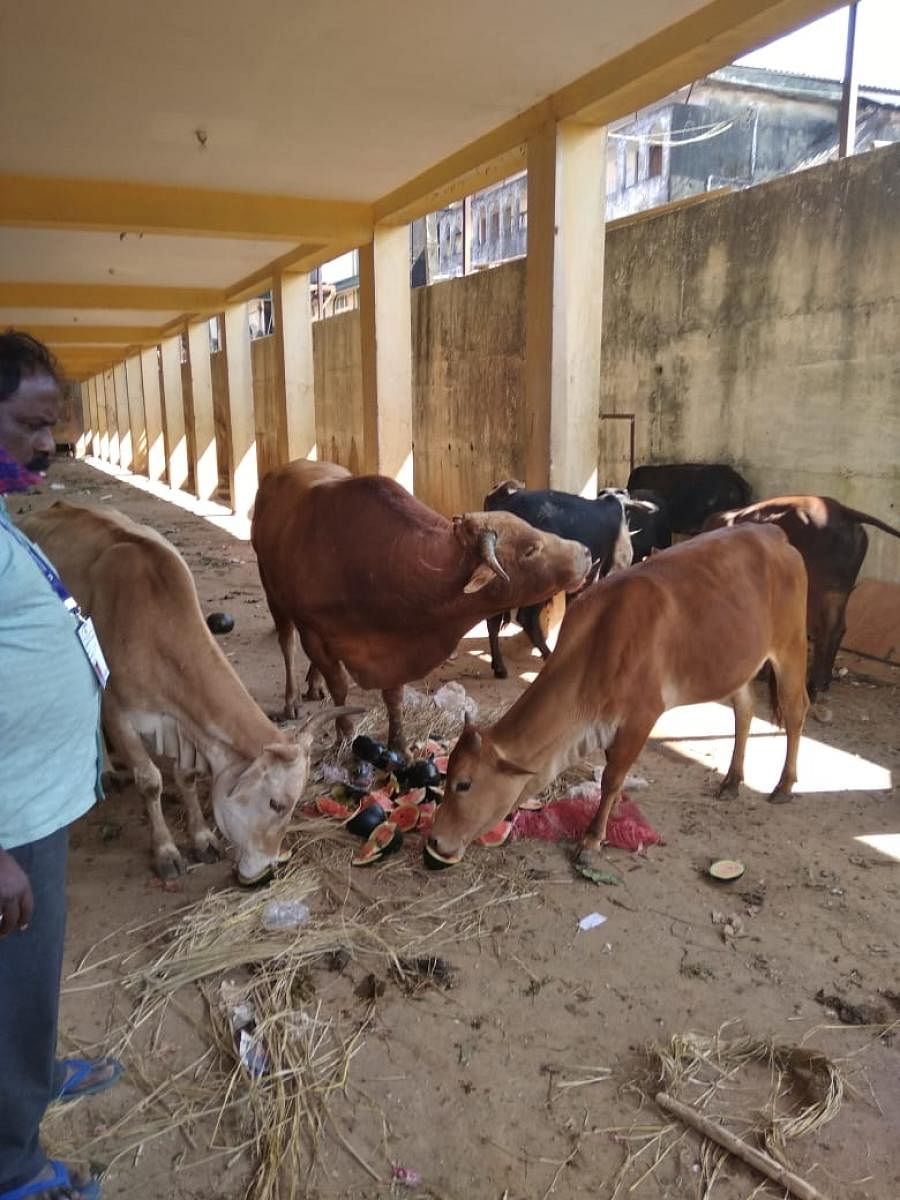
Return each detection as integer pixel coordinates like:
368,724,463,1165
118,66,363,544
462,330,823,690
838,506,900,539
767,664,784,730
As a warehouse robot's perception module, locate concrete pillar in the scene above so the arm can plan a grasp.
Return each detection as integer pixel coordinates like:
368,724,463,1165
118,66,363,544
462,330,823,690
160,334,189,490
104,368,119,465
524,120,607,496
223,301,258,517
273,270,316,463
186,320,219,500
125,354,148,474
140,347,166,483
113,361,132,471
94,375,108,460
85,377,98,457
359,226,413,488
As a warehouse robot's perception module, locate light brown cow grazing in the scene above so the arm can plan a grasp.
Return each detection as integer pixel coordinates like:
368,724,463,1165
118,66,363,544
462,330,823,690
251,460,592,750
19,503,358,883
427,525,809,866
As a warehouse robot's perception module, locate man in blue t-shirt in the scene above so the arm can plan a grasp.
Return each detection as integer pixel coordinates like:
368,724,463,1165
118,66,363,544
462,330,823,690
0,332,122,1200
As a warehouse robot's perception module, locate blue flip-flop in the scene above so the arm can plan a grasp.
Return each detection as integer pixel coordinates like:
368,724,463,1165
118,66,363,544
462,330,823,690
56,1056,124,1103
0,1159,101,1200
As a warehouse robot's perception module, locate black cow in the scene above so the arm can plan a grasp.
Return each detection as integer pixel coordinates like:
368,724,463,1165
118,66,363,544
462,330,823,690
627,463,752,534
482,480,655,678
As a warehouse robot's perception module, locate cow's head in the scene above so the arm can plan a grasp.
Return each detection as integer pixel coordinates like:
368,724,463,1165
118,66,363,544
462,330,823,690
212,705,363,885
484,478,526,508
452,511,591,599
425,715,533,867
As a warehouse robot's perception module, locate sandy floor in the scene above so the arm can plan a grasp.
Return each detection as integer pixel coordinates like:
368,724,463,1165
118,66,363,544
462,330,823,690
7,459,899,1200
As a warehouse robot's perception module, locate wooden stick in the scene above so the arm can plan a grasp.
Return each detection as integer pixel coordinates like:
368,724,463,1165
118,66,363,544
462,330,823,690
655,1092,831,1200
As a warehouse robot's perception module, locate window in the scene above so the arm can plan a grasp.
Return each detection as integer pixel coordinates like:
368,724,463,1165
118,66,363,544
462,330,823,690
648,142,663,179
503,205,513,236
208,315,221,354
606,155,618,195
489,208,500,240
479,211,487,245
517,192,528,232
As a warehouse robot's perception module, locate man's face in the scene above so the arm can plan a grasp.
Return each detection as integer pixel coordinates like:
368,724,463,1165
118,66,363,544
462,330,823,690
0,370,60,472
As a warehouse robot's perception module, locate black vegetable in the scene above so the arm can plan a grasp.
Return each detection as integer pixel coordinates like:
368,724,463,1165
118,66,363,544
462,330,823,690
352,735,386,764
206,611,235,635
344,802,388,838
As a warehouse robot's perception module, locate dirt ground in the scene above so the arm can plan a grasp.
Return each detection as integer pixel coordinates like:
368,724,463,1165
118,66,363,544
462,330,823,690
8,459,899,1200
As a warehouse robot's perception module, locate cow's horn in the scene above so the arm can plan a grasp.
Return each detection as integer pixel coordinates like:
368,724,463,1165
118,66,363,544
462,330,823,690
479,529,509,583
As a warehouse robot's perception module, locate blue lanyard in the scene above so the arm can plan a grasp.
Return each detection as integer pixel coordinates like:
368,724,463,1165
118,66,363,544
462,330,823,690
0,510,79,612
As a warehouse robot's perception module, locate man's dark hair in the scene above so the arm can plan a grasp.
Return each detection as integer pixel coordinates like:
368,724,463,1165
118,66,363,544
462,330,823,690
0,330,61,402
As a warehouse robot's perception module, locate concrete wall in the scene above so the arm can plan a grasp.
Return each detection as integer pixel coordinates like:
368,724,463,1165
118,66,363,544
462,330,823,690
250,334,285,482
310,145,898,592
601,142,899,585
313,310,364,475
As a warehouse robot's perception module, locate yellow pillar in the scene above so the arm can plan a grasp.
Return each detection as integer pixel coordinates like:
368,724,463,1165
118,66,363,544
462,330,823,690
160,334,189,490
94,375,108,459
273,270,316,463
84,377,98,457
140,347,166,483
186,320,219,500
104,368,119,465
524,120,607,496
223,301,258,517
113,360,132,470
359,228,413,488
125,354,147,474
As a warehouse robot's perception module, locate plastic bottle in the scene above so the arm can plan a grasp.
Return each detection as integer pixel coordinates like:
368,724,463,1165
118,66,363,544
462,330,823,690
261,899,310,931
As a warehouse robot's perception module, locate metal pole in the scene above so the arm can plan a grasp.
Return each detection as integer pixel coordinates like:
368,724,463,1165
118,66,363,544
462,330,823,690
838,1,860,159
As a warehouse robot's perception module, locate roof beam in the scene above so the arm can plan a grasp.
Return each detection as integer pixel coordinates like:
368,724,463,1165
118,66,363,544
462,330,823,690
0,175,374,243
0,282,223,312
374,0,841,225
25,324,162,345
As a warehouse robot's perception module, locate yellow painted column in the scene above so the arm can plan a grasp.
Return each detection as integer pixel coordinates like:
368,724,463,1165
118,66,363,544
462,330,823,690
94,374,108,460
85,377,98,457
140,347,166,483
104,368,119,465
186,320,219,500
125,354,148,474
524,120,607,496
223,301,258,517
359,227,413,488
160,334,189,490
273,270,317,463
113,360,132,470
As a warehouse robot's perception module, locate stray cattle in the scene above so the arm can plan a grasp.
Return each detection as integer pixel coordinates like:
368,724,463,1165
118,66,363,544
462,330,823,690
624,488,673,561
704,496,900,698
19,502,358,883
627,462,752,534
482,480,656,677
251,461,592,750
427,525,809,866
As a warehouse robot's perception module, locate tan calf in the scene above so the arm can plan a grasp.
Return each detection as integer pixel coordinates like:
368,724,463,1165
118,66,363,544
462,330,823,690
428,525,809,866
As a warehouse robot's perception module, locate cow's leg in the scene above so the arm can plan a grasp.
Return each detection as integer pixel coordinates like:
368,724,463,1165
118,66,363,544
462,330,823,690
173,765,220,863
519,603,552,661
383,686,408,755
102,696,184,879
808,590,849,699
303,664,326,702
768,649,809,804
717,682,754,798
275,618,302,718
298,628,355,743
579,714,656,859
487,614,508,679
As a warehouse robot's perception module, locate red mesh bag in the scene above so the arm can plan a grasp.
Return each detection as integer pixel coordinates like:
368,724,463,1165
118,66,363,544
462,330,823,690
511,783,663,853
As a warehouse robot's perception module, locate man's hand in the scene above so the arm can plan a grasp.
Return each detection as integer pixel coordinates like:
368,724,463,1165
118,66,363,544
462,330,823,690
0,848,34,938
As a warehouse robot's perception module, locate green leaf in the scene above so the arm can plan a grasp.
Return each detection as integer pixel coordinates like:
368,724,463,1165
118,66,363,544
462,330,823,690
575,863,622,886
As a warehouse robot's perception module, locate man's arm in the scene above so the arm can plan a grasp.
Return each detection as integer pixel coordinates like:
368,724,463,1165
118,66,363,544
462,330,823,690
0,847,34,937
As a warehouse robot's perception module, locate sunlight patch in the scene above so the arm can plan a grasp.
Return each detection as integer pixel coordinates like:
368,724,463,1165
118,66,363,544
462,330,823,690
853,834,900,862
651,701,892,795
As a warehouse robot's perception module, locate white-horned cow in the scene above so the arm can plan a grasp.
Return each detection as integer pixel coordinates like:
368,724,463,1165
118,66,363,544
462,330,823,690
251,460,592,750
427,525,809,867
20,502,358,884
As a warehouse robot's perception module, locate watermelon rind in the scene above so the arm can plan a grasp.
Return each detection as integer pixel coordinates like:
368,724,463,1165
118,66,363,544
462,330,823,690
351,822,403,867
708,858,745,881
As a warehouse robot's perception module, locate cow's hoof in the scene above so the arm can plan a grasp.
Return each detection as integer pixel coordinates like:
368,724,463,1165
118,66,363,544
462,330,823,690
492,665,508,680
716,775,741,800
767,789,792,806
156,847,186,879
282,701,301,720
575,843,607,870
303,685,325,701
192,835,221,864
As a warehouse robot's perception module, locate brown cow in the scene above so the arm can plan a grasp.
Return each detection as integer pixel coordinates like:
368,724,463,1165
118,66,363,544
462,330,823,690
704,496,900,699
251,460,592,750
19,502,359,883
427,525,809,866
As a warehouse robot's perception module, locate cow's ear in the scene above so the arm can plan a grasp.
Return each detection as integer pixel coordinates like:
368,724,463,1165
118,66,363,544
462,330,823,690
264,742,302,762
462,561,496,593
